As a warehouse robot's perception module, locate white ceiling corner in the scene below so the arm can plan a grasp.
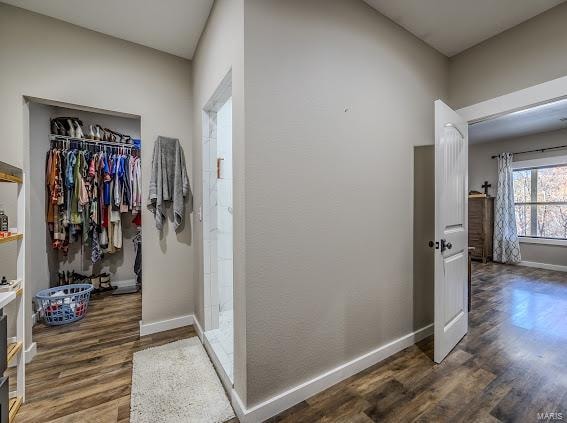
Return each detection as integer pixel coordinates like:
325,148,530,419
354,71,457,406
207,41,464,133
1,0,214,59
363,0,567,56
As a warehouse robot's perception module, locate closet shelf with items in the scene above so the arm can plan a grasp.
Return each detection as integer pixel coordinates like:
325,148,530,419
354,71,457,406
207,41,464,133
0,160,25,423
51,117,137,145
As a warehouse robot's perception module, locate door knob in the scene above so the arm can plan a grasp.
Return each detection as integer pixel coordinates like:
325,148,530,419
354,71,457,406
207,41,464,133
440,239,452,252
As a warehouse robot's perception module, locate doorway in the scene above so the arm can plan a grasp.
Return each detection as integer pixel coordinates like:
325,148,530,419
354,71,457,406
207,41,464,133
426,82,567,364
201,72,234,382
28,100,142,298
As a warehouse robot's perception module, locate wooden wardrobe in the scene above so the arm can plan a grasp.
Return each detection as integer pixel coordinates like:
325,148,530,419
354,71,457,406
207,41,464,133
468,196,494,263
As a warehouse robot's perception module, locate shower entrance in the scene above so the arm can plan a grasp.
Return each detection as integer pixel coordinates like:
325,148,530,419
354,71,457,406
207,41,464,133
201,72,234,382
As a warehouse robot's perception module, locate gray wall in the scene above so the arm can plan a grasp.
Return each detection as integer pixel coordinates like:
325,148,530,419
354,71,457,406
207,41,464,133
469,129,567,267
449,2,567,109
191,0,247,400
0,3,194,341
413,146,434,330
242,0,448,406
28,102,53,339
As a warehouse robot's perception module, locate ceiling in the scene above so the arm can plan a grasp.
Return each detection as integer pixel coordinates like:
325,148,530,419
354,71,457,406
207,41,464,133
1,0,213,59
5,0,566,60
364,0,566,56
469,98,567,144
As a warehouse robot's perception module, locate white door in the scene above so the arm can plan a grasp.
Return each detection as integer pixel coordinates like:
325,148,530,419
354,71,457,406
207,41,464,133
434,100,468,363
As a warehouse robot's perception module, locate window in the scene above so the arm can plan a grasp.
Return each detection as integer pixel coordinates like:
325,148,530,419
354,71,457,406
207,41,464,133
513,158,567,240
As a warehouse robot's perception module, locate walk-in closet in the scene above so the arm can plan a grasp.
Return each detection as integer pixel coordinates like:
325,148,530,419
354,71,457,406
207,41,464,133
29,101,142,308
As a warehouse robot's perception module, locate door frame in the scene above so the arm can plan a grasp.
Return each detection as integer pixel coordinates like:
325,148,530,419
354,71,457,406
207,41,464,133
429,75,567,361
456,75,567,125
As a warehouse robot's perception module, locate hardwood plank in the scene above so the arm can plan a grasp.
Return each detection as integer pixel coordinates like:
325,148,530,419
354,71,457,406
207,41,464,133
16,262,567,422
14,292,196,423
271,262,567,422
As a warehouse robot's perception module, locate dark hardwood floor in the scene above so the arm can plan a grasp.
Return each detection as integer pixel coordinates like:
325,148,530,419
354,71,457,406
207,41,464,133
270,262,567,422
13,263,567,422
14,292,195,423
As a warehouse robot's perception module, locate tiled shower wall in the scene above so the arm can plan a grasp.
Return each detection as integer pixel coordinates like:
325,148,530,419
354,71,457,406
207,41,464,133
217,98,233,315
202,95,233,331
202,110,219,330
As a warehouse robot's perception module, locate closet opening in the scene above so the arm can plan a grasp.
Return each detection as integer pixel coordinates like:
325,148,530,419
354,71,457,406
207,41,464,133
202,72,234,383
28,98,142,332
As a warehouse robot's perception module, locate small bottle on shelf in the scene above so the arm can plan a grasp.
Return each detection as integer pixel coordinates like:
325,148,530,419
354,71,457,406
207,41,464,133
0,207,8,233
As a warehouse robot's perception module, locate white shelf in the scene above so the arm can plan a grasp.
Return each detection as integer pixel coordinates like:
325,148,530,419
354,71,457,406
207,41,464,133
0,291,16,309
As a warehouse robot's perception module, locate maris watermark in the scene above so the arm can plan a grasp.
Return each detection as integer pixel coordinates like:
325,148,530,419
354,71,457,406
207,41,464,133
537,412,564,421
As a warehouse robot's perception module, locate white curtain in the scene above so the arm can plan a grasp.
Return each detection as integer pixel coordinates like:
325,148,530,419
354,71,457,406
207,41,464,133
493,153,522,263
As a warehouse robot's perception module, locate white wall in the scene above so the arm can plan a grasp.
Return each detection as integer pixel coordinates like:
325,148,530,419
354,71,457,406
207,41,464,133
242,0,448,407
449,2,567,109
191,0,246,401
413,146,434,330
469,129,567,267
0,3,194,346
27,102,52,345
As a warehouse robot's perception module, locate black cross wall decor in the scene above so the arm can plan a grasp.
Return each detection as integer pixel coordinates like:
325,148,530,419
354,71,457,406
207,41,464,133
481,181,491,196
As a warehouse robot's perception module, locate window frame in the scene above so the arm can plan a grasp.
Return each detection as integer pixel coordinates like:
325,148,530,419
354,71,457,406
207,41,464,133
512,154,567,245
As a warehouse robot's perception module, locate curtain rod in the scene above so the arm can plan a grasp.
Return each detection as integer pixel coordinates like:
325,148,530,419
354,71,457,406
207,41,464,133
491,144,567,159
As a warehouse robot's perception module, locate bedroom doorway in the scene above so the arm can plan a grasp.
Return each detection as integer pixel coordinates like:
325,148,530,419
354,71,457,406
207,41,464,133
418,81,567,367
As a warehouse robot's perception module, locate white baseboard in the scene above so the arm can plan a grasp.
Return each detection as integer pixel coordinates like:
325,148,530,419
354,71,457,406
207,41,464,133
139,314,194,337
230,324,433,423
193,314,204,342
32,311,39,327
8,341,37,368
203,333,233,392
25,342,37,364
192,315,233,392
519,261,567,273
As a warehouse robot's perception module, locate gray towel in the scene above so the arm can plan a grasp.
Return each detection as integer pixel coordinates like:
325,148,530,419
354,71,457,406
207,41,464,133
148,136,193,231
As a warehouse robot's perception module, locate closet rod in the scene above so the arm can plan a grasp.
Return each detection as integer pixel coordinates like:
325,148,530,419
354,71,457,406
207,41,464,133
49,134,139,151
491,144,567,159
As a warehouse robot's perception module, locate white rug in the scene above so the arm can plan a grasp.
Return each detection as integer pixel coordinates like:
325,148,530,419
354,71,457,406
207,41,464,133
130,337,235,423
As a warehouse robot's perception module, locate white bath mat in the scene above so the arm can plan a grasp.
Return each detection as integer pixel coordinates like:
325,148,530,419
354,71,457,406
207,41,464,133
130,337,235,423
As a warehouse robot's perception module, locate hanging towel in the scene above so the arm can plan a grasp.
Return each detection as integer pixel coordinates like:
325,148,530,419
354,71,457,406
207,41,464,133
148,136,193,231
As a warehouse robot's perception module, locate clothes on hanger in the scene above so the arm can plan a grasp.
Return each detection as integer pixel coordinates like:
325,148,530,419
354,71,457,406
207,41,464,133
46,142,141,263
